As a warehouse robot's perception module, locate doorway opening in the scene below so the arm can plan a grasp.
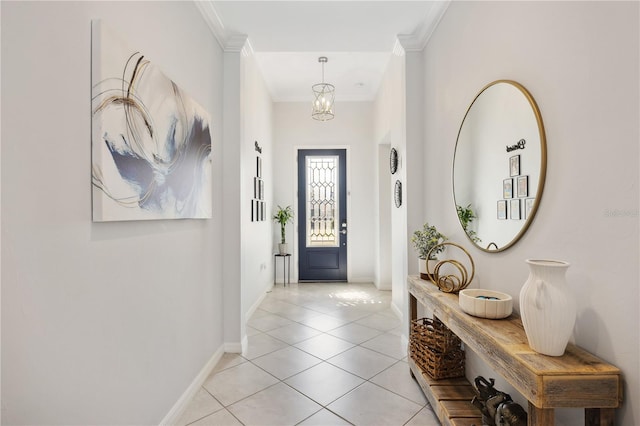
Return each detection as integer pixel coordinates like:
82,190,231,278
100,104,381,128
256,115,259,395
297,149,347,282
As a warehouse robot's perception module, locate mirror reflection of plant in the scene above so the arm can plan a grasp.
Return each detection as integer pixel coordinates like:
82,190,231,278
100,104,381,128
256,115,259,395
273,205,294,244
411,223,447,260
457,204,481,244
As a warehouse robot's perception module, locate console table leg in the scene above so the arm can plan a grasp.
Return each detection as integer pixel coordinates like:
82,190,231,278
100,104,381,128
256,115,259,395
529,402,554,426
410,293,417,321
408,294,417,381
585,408,615,426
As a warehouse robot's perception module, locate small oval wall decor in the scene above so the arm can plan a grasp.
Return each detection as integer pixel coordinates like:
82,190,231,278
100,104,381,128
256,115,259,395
390,148,398,174
395,180,402,208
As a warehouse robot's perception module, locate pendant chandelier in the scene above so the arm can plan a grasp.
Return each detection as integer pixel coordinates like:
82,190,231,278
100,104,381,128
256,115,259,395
311,56,335,121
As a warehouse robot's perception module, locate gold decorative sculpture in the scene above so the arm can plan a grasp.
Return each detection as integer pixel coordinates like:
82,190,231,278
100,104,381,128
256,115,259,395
426,242,475,293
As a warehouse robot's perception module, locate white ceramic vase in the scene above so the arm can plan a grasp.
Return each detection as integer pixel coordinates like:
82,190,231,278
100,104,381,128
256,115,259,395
519,259,576,356
419,257,438,280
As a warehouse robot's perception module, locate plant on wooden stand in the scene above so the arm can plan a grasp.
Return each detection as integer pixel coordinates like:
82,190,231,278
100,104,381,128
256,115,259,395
273,205,294,255
411,223,447,280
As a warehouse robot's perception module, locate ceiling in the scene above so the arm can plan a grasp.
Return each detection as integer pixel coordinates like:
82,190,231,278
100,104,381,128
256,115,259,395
197,1,450,102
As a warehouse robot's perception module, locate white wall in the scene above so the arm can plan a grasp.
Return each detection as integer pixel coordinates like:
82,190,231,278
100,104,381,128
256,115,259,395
373,50,404,314
1,2,224,424
239,47,274,327
221,45,243,353
374,45,427,327
375,143,392,290
422,2,639,424
272,102,375,283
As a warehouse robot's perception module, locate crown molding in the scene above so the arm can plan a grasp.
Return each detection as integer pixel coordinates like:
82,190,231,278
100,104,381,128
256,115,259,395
392,39,406,57
397,0,450,52
194,1,226,48
228,34,251,54
194,1,250,53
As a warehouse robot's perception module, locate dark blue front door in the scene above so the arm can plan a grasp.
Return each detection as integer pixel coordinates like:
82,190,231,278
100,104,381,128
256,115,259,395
298,149,347,282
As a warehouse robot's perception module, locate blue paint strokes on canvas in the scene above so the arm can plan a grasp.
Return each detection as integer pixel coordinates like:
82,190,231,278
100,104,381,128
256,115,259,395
104,136,154,195
103,114,211,214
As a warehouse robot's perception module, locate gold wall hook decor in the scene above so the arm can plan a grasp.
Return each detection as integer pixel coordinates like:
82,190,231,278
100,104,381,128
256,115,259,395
426,242,475,293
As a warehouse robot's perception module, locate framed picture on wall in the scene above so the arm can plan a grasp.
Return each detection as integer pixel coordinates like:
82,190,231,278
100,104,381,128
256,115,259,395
510,155,520,177
524,198,535,219
510,199,521,220
497,200,507,220
91,21,213,222
517,175,528,198
256,156,262,178
503,178,513,199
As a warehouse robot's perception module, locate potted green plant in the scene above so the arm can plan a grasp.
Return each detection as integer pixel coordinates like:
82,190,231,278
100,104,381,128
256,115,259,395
411,223,447,280
457,204,481,244
273,205,294,255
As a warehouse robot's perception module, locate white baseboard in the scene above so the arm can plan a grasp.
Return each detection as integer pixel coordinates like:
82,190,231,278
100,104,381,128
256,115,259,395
390,301,410,345
159,345,225,425
400,332,409,349
224,340,244,354
375,280,392,290
244,282,272,323
348,276,375,283
390,299,402,319
219,282,270,358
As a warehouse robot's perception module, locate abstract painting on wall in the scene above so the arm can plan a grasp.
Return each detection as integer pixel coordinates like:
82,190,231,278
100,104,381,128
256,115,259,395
91,20,212,221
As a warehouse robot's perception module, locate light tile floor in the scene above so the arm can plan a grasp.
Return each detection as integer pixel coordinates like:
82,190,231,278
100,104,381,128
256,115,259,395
174,282,440,426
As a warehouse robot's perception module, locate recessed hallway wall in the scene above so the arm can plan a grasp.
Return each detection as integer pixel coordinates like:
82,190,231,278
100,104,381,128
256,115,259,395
272,102,377,284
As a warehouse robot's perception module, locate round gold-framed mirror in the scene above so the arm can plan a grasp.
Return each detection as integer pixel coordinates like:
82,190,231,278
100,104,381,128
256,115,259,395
453,80,547,252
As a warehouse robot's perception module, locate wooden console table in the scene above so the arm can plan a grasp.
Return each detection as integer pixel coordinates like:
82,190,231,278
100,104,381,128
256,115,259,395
408,275,622,426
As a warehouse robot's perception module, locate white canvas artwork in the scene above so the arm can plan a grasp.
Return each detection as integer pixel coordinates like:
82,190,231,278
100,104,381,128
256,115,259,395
91,20,212,221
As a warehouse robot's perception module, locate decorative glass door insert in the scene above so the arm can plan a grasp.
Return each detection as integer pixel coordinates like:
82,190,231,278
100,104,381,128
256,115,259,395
305,155,339,247
298,148,347,282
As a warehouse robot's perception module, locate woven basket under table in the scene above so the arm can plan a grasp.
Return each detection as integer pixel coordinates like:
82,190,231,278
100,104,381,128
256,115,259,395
409,317,465,380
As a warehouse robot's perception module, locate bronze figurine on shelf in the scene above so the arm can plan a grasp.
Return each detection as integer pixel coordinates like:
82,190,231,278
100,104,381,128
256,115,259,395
426,241,475,293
